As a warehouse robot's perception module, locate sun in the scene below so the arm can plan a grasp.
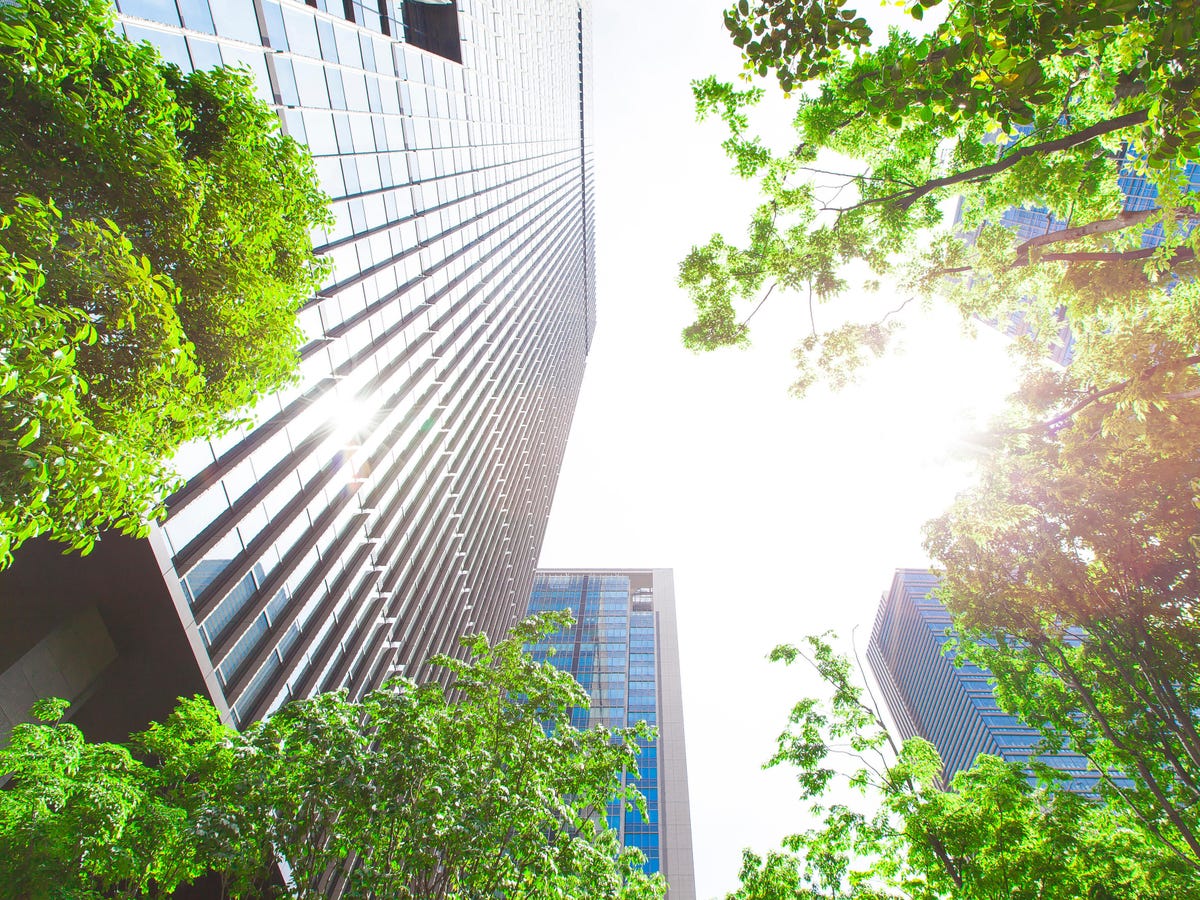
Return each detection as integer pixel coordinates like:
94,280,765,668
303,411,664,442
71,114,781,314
328,390,383,449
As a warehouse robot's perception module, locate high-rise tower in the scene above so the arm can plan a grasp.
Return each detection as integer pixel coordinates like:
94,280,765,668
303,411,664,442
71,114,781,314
866,569,1098,789
0,0,596,741
523,569,697,900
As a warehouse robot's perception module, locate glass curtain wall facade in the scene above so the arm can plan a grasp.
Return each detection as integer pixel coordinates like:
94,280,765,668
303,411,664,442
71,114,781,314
524,569,697,900
867,569,1099,790
3,0,596,733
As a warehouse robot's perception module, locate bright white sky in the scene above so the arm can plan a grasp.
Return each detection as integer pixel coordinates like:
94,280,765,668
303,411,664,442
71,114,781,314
538,2,1020,896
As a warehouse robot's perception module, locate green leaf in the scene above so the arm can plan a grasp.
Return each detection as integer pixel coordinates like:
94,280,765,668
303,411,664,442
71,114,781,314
29,696,70,722
17,418,40,448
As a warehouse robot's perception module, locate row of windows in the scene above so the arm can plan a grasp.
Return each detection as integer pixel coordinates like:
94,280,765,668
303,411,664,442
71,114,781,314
533,575,587,590
873,575,1100,785
151,0,595,720
162,162,584,560
624,831,659,850
119,0,577,115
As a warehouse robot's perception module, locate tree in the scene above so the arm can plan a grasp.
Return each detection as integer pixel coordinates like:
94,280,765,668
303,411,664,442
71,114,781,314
724,636,1199,900
0,697,217,898
724,0,1200,162
0,0,331,565
924,348,1200,870
0,614,664,900
724,849,822,900
239,613,663,899
681,0,1199,397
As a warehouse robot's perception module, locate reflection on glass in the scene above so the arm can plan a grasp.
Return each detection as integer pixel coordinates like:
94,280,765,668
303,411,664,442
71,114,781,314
118,0,179,27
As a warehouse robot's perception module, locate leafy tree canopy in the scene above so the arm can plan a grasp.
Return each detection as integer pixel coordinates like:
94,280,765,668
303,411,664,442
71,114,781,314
0,0,330,565
684,2,1200,886
0,614,665,900
681,0,1199,399
924,349,1200,868
724,635,1198,899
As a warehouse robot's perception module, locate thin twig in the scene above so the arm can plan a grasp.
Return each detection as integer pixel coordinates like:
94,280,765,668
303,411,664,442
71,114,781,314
808,281,817,337
742,280,778,328
852,625,900,764
798,165,915,188
880,296,916,324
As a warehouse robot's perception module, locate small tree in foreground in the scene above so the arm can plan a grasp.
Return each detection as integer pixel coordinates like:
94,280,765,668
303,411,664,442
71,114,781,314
0,614,665,900
0,0,330,565
725,636,1197,899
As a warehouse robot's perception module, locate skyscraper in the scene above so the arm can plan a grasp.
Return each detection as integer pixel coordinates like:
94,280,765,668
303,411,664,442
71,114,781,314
866,569,1098,789
523,568,697,900
0,0,595,741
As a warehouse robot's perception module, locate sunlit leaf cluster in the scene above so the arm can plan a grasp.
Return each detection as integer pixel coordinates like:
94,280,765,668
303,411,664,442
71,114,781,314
926,360,1200,870
0,0,331,564
682,0,1199,402
727,636,1198,899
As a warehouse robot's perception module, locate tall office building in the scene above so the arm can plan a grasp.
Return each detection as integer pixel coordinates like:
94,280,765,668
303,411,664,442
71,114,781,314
523,569,697,900
0,0,595,742
866,569,1098,789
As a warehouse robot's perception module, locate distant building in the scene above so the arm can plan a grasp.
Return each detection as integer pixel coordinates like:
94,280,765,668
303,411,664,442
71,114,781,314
0,0,596,743
985,206,1076,366
866,569,1098,790
523,569,697,900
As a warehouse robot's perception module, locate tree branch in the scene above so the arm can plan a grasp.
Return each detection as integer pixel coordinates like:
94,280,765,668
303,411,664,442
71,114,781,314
1039,246,1197,266
807,281,817,337
1006,355,1200,435
880,295,916,324
887,109,1150,211
851,625,900,775
1040,639,1200,865
798,165,916,188
1013,205,1198,266
742,280,779,328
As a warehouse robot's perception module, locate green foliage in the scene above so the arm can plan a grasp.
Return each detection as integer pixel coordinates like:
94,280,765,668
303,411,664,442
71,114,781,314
724,0,1200,163
725,849,821,899
0,0,330,565
692,4,1200,889
243,612,662,899
0,199,191,565
925,356,1200,868
726,635,1199,899
724,0,870,93
762,636,908,895
790,320,898,397
0,695,220,898
682,0,1199,398
900,754,1197,899
0,616,665,900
